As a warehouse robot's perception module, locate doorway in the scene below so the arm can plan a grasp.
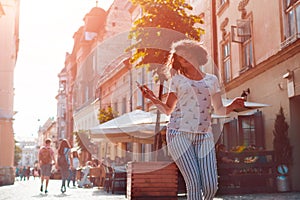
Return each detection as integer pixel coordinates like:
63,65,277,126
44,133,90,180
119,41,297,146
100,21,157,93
289,95,300,191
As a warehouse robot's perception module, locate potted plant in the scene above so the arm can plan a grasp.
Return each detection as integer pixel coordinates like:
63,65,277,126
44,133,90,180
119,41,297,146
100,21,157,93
273,106,293,192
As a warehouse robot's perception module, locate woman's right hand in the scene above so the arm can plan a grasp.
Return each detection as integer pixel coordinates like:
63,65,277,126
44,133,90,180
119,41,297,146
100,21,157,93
139,85,155,100
139,84,176,115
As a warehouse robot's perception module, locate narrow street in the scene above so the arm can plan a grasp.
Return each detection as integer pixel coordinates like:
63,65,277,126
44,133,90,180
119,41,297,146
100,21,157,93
0,178,126,200
0,177,299,200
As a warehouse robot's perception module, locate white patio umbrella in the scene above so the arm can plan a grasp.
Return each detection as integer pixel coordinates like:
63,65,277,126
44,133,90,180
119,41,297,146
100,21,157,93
89,99,269,143
89,110,169,144
221,98,270,113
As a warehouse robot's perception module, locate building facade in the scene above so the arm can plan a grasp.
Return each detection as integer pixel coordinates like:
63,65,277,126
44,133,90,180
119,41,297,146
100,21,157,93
56,0,300,192
191,0,300,190
0,0,20,186
57,67,68,142
16,138,38,168
57,0,136,162
37,118,58,149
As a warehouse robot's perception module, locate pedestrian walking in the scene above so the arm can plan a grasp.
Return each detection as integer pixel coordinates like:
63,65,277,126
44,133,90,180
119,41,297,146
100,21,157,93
67,150,80,187
33,165,39,180
38,138,56,194
15,166,20,181
25,166,31,180
139,39,245,200
20,166,26,181
56,139,73,193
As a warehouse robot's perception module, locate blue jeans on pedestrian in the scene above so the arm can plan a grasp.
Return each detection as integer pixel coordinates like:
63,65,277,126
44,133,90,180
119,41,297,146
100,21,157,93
68,168,76,186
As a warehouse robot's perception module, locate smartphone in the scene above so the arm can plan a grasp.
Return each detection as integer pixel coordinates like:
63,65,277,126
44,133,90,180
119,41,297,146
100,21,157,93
136,81,141,87
136,81,147,92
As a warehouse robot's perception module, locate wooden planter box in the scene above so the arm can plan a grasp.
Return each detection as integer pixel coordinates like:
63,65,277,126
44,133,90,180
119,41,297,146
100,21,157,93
217,150,277,195
127,161,178,200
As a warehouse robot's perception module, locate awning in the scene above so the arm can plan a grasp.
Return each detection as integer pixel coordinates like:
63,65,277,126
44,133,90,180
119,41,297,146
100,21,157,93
222,98,270,112
75,131,98,156
89,110,169,144
89,99,269,143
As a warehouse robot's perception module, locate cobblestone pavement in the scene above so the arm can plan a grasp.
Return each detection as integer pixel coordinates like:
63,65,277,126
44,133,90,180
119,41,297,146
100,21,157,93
0,178,299,200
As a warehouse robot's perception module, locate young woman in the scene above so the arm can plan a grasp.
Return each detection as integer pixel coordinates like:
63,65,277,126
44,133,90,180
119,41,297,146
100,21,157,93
139,39,245,200
56,139,73,193
67,151,80,187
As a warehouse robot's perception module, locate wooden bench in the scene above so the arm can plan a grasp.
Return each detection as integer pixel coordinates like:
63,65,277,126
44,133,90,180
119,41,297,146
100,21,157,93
217,150,277,194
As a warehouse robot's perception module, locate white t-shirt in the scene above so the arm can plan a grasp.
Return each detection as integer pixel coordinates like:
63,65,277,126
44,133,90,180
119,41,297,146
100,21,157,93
167,73,220,133
72,157,80,169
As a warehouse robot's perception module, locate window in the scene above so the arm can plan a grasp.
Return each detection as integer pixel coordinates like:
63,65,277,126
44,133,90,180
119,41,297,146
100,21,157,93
239,116,256,146
231,19,254,73
217,0,229,15
113,102,118,114
221,41,231,83
85,85,89,102
282,0,300,47
242,40,253,70
238,111,265,148
220,111,265,150
220,0,227,5
122,97,127,114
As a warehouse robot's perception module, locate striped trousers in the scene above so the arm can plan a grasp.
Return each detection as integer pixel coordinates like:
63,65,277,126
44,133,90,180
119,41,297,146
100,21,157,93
166,129,218,200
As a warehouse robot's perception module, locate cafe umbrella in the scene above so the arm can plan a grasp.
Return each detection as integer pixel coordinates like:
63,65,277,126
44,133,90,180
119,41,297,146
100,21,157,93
89,109,169,144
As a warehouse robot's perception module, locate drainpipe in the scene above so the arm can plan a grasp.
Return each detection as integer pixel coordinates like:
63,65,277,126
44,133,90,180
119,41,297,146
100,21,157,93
141,67,146,110
129,62,133,112
211,0,219,76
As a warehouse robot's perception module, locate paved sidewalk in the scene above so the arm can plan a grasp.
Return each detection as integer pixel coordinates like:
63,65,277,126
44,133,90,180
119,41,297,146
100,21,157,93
0,178,299,200
0,178,126,200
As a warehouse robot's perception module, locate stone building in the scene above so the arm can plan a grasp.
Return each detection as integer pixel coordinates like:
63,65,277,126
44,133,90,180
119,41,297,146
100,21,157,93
56,0,135,163
57,67,68,142
56,0,300,192
190,0,300,191
0,0,20,186
16,138,38,168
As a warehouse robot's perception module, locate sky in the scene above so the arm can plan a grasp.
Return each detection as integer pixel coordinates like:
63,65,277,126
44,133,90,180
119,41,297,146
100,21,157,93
14,0,114,139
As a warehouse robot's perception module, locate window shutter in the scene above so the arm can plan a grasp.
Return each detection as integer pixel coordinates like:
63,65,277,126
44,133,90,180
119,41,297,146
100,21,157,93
254,111,265,148
223,119,238,150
